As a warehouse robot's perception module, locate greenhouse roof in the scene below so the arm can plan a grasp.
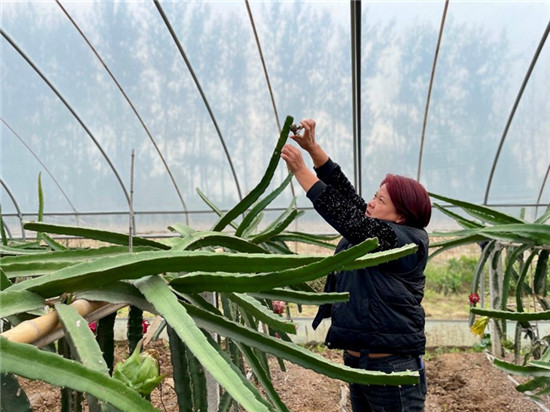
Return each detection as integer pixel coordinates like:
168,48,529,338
2,1,549,238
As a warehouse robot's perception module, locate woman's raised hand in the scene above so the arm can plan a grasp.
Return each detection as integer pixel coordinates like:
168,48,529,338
290,119,316,153
289,118,329,168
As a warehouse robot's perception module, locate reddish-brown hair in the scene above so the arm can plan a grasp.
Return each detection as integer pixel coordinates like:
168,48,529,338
380,174,432,228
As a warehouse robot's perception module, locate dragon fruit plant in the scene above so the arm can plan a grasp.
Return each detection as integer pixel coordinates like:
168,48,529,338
0,116,420,411
429,193,550,399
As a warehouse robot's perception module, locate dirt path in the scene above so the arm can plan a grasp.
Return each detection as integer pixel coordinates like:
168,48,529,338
266,348,545,412
17,340,548,411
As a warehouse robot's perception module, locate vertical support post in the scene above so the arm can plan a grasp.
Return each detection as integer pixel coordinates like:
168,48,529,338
489,244,504,357
350,0,362,195
201,292,220,411
127,149,143,354
129,149,135,251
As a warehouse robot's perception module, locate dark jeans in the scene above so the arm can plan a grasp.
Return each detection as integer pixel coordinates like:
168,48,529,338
343,352,427,412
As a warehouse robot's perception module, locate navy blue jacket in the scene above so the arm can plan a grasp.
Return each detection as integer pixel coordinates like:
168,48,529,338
307,159,429,355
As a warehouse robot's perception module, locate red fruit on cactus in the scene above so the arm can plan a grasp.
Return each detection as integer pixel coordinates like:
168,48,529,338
272,300,285,315
88,321,97,334
142,319,150,334
469,293,480,306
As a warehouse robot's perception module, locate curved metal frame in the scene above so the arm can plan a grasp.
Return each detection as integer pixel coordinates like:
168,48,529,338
154,0,243,201
0,178,26,240
2,220,13,239
484,19,550,204
1,117,80,226
244,0,280,132
417,0,449,182
56,0,189,224
1,29,132,210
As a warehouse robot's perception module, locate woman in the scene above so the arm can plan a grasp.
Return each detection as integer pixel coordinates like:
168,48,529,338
281,119,431,411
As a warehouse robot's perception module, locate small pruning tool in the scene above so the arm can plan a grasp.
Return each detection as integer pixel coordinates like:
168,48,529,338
289,124,303,135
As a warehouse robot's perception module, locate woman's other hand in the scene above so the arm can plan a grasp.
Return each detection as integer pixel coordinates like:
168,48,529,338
281,144,306,174
281,144,319,192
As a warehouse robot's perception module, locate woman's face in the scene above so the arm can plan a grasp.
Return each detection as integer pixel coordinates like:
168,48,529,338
366,184,403,223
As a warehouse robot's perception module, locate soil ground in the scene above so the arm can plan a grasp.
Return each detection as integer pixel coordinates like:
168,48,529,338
17,339,549,412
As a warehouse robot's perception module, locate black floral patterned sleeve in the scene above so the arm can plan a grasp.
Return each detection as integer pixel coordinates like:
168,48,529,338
306,159,398,251
314,157,367,211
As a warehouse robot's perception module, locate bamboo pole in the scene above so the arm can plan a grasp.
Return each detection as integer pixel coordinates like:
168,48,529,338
33,302,128,348
1,299,108,344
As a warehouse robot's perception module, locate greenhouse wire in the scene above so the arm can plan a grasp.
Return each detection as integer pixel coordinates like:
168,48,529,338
535,165,550,219
2,200,548,242
3,202,547,219
1,117,80,223
244,0,299,232
244,0,281,136
0,29,132,210
484,19,550,205
153,0,243,201
55,0,190,224
0,178,26,240
417,0,449,182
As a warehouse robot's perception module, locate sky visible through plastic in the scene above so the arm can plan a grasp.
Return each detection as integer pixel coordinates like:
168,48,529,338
1,1,549,238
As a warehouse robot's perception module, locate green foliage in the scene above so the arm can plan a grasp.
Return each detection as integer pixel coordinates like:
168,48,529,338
0,116,420,411
472,334,492,353
425,256,478,295
430,193,550,398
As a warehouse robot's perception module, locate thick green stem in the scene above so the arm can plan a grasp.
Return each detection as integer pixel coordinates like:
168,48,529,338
97,312,117,374
167,325,193,412
127,306,143,354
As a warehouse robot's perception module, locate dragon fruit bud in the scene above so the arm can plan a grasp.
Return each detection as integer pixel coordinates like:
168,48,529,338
113,340,165,396
272,300,285,315
469,293,481,306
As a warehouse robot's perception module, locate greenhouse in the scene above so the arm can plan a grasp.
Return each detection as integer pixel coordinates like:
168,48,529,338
2,0,548,237
1,1,549,412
